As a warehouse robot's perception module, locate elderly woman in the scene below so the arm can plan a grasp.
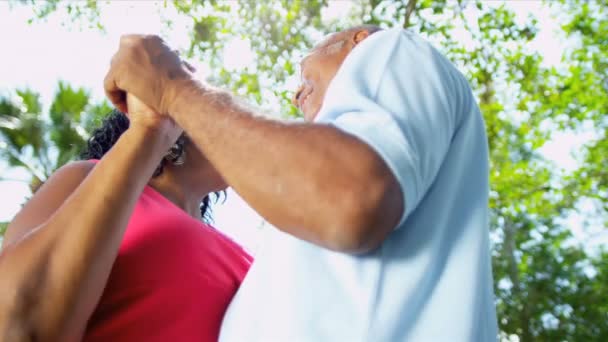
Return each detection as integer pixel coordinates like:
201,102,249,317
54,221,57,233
0,94,251,341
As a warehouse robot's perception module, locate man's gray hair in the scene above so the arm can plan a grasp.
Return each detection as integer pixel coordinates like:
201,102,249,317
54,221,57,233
342,24,384,36
313,25,384,56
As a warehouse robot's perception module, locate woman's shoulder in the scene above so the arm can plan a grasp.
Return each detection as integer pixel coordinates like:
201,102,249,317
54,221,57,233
206,225,254,267
39,160,97,191
26,160,97,202
3,160,97,247
56,160,97,176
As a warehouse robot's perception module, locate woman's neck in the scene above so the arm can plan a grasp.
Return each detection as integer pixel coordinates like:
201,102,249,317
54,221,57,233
148,170,207,220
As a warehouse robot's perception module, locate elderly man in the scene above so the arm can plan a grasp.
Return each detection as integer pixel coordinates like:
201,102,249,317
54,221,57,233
104,25,498,341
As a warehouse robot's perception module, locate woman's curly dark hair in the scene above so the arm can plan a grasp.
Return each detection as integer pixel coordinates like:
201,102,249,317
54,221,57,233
81,109,216,222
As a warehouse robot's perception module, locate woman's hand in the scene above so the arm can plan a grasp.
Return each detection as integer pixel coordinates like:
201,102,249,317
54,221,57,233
126,93,183,148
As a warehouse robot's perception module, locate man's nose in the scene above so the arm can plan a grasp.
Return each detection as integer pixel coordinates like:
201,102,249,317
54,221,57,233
292,85,304,107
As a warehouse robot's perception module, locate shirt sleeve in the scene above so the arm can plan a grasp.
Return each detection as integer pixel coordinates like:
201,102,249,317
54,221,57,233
315,28,468,228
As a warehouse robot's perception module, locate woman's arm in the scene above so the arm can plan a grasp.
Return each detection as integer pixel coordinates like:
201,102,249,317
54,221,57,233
0,96,177,341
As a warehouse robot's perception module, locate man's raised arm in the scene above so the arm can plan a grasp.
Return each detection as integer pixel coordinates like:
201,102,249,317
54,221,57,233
103,34,403,254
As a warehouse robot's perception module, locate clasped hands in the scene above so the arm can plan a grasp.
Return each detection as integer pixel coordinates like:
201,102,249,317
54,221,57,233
104,34,199,148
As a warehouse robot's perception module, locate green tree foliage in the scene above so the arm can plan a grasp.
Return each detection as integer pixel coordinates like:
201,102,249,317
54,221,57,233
560,0,608,220
5,0,608,340
0,222,7,237
0,82,110,192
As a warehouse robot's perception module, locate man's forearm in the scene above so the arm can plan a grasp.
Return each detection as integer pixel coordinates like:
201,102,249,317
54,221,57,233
168,80,401,252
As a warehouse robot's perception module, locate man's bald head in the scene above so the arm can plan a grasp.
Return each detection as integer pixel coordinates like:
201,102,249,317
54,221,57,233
313,25,383,51
293,25,383,121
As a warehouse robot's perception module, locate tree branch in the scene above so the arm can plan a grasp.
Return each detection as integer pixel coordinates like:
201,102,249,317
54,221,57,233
503,218,533,341
1,148,47,183
0,177,29,183
403,0,418,28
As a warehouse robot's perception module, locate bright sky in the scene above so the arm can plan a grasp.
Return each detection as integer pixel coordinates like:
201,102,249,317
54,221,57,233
0,1,604,250
0,1,266,250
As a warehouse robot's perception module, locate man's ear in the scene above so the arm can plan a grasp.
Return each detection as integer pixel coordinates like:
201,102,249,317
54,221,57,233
353,30,370,45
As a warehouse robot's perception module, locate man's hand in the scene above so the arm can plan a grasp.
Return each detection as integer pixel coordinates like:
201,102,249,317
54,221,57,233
104,34,193,115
